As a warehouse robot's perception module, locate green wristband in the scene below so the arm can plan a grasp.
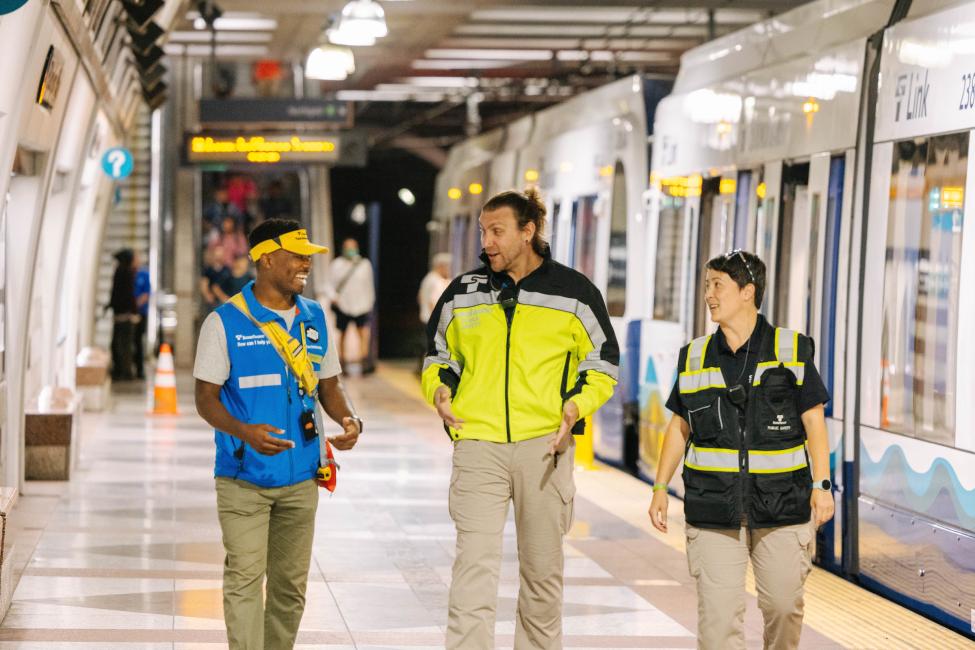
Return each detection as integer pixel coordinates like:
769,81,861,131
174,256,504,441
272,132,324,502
652,483,668,492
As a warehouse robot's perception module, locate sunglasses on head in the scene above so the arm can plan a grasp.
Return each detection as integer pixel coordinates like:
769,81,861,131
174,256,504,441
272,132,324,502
725,248,756,285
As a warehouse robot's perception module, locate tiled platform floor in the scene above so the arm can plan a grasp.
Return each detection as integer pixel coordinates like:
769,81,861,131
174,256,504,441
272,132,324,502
0,364,969,649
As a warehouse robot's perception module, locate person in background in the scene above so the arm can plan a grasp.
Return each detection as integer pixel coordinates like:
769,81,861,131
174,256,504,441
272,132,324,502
326,238,376,373
260,179,293,222
418,252,452,327
648,250,834,650
416,252,452,372
209,216,249,268
201,245,231,310
108,248,138,381
133,252,151,380
204,187,242,231
220,255,255,299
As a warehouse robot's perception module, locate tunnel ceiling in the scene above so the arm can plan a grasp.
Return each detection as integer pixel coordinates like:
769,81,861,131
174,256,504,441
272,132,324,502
168,1,814,156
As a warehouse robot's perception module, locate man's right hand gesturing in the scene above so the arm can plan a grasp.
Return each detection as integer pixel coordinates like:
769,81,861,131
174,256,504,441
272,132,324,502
240,423,294,455
434,386,465,430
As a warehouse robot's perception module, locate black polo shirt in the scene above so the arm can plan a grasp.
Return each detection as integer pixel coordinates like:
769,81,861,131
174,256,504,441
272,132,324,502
665,315,831,421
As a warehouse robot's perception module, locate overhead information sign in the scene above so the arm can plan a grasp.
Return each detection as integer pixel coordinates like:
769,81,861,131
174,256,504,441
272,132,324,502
186,134,340,164
102,147,134,179
199,99,353,128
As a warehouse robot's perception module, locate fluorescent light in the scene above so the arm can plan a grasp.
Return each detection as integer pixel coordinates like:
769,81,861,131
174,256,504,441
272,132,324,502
399,76,479,88
336,89,445,102
169,31,273,43
187,12,278,31
425,48,552,61
412,59,515,70
163,44,270,57
556,50,589,61
306,44,355,81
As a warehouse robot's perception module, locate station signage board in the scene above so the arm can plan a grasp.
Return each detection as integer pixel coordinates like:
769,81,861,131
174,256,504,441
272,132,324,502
185,133,341,164
199,99,353,128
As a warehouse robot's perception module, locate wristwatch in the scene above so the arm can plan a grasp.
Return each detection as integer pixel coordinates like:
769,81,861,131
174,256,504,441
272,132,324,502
811,478,832,491
349,415,363,433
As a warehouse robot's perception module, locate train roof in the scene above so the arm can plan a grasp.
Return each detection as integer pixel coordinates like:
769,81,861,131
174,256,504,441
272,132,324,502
673,0,895,94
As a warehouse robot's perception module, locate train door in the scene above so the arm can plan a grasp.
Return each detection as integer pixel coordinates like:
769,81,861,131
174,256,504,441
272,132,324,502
771,154,850,572
450,214,469,275
572,195,598,278
773,162,811,329
691,176,729,338
757,162,782,315
549,199,562,262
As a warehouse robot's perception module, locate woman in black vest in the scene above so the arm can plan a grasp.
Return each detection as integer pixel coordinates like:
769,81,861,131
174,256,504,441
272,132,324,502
648,250,834,649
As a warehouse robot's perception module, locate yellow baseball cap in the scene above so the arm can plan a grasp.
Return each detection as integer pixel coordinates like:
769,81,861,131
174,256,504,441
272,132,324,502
249,228,329,262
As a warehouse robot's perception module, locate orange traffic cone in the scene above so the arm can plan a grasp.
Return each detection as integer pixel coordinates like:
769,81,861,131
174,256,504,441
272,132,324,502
151,343,179,415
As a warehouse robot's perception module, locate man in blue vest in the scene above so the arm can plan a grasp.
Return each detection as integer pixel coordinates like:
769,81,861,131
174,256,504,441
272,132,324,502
194,218,362,650
648,250,833,649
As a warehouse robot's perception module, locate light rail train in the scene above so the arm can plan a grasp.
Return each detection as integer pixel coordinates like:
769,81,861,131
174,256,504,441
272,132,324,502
431,0,975,637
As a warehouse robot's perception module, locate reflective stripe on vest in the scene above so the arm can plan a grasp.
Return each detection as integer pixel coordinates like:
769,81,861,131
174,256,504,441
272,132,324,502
686,335,711,373
748,444,808,473
679,368,727,393
680,334,725,394
686,443,808,474
775,328,799,363
685,444,738,472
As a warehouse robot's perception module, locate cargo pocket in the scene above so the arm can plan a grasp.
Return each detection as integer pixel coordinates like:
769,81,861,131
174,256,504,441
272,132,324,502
447,440,470,522
683,468,739,527
687,396,725,445
750,474,798,527
796,522,814,581
685,525,702,579
552,454,576,535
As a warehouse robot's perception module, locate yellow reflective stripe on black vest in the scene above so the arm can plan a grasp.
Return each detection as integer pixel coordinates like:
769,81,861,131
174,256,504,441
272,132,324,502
680,334,725,394
747,444,808,473
685,444,738,472
686,443,808,474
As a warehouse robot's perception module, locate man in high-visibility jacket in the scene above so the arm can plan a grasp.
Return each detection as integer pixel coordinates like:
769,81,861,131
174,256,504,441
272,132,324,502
195,219,363,650
423,188,619,650
649,250,834,649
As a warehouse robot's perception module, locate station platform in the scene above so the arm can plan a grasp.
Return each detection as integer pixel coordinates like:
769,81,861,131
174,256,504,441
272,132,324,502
0,365,969,649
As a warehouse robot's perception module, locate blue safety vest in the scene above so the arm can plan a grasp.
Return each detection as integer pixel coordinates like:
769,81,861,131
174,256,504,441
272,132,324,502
212,281,328,488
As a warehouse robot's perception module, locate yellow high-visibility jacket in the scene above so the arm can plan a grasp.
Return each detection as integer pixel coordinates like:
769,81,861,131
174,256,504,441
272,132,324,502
422,254,619,443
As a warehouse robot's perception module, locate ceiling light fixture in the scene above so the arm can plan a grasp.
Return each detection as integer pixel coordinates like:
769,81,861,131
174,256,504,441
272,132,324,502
328,0,387,47
305,43,356,81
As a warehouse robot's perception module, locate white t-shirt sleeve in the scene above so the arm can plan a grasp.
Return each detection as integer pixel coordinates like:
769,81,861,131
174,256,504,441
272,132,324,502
193,311,231,385
319,320,341,379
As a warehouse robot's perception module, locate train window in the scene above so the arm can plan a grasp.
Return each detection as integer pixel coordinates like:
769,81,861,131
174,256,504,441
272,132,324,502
692,177,724,337
607,162,627,317
881,132,967,444
653,184,688,322
773,163,811,328
549,200,562,261
573,195,598,279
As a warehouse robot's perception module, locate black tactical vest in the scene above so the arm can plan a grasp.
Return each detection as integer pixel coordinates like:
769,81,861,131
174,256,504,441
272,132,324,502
679,327,812,529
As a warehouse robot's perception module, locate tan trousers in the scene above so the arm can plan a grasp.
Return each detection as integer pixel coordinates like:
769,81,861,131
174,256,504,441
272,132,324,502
446,435,575,650
685,520,814,650
216,477,319,650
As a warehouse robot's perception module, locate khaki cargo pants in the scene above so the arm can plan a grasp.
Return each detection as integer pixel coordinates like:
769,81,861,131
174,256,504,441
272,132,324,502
685,519,815,650
216,477,319,650
446,435,575,650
